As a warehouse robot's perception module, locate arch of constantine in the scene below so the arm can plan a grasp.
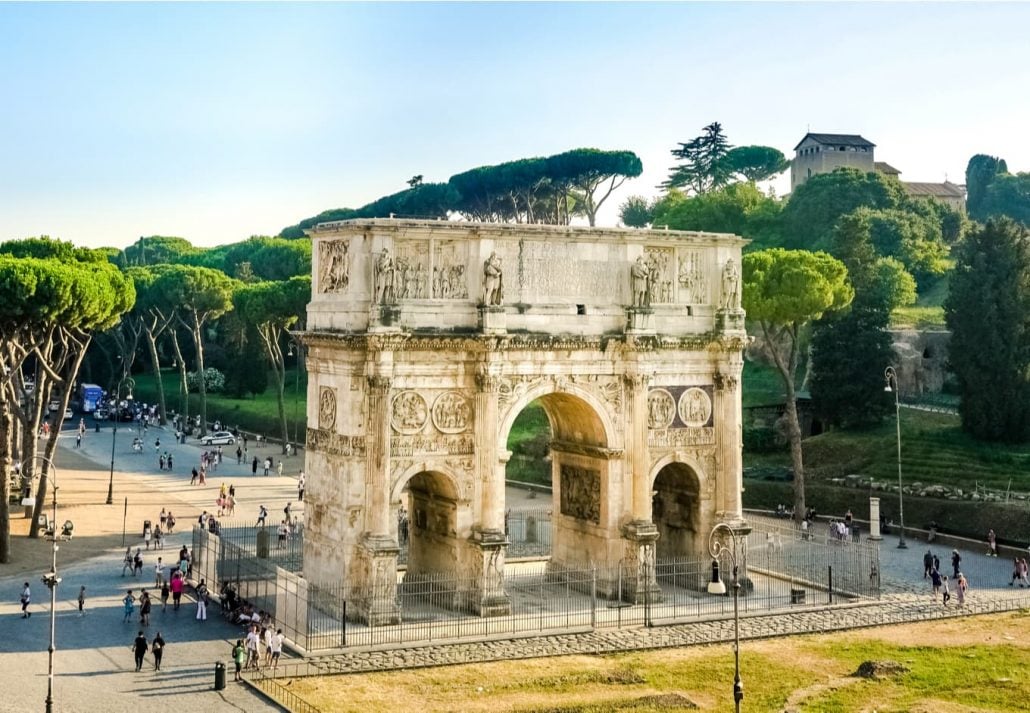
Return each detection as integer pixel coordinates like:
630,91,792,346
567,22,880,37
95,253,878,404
299,219,749,623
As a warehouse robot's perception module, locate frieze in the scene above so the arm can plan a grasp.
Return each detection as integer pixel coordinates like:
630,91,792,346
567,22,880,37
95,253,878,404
647,427,716,448
647,388,676,429
433,240,469,299
391,390,428,434
559,464,601,524
306,428,367,457
318,239,350,293
394,240,430,300
645,247,675,304
678,387,713,427
391,434,475,457
432,391,472,433
318,386,337,430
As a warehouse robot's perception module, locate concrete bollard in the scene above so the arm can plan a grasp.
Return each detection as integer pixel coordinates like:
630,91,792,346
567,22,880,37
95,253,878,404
868,497,882,540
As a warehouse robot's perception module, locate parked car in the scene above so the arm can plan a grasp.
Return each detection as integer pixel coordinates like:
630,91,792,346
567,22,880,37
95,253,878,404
63,408,73,420
93,408,109,421
202,431,236,446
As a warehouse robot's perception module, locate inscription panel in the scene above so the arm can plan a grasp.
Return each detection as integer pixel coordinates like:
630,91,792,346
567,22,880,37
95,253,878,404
518,241,620,302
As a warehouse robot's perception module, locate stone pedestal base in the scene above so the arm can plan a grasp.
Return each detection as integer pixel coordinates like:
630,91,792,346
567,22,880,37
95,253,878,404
352,534,401,625
369,304,402,331
469,528,512,616
715,308,745,333
626,307,655,334
479,305,507,335
617,520,663,604
868,497,882,540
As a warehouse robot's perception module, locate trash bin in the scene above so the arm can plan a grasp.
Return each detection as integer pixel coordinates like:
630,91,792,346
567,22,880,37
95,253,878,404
214,662,226,690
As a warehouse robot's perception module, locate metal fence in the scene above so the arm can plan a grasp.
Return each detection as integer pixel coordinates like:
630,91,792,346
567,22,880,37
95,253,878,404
398,507,552,565
196,518,881,654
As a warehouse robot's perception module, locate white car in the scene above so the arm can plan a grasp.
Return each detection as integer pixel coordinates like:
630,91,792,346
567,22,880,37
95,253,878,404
63,408,73,420
202,431,236,446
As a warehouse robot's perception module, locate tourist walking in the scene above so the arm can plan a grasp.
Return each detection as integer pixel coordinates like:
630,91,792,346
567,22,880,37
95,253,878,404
151,632,165,670
132,631,149,671
190,467,198,486
123,590,136,622
154,558,165,587
297,471,305,501
77,585,86,616
236,446,243,464
277,460,284,477
256,504,268,527
160,580,170,612
122,547,134,576
160,508,167,530
263,458,271,477
170,572,183,611
140,590,152,626
951,549,961,579
20,582,31,618
269,629,284,670
133,548,144,577
941,575,951,606
987,528,998,557
252,456,258,475
923,549,933,579
929,567,943,600
195,579,209,621
957,572,968,606
245,625,261,670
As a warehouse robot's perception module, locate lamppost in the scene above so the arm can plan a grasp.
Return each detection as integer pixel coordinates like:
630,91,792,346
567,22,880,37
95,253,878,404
23,455,68,713
884,366,906,549
107,375,134,505
708,522,746,713
287,338,302,452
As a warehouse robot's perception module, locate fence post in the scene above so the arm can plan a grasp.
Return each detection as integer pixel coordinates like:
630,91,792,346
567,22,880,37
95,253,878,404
590,565,596,630
828,565,834,604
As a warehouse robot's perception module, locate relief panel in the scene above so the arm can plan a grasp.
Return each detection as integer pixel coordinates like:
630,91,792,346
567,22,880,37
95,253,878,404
559,464,601,524
394,240,431,300
432,240,469,299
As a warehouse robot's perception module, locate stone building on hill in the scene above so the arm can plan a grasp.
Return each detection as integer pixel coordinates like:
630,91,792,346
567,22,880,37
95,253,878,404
792,131,966,211
791,133,876,192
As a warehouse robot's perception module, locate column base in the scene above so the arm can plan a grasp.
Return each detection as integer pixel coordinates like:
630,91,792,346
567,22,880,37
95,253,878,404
352,534,400,625
469,527,512,616
617,520,663,604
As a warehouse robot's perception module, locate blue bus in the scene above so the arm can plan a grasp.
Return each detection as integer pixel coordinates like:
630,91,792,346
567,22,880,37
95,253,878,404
78,383,104,413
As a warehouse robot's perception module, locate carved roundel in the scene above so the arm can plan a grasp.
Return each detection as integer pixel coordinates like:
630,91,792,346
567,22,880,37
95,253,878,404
318,387,337,430
678,387,713,428
432,391,471,434
391,390,428,434
646,388,676,429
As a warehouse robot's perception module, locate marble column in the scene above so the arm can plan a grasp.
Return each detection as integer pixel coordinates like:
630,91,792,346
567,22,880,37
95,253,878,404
715,368,744,522
620,372,661,604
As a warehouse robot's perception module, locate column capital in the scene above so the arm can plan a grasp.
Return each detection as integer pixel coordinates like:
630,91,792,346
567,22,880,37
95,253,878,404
714,371,739,393
367,375,392,392
475,373,502,392
622,373,653,392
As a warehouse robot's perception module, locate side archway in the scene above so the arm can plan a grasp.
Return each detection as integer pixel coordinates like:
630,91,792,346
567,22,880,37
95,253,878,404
650,457,709,560
392,466,467,578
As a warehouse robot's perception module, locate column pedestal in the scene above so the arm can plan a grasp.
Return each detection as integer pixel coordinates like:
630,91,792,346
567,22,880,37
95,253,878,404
478,305,507,335
625,307,655,334
369,304,402,331
715,308,746,333
353,534,400,626
469,527,512,616
617,520,663,604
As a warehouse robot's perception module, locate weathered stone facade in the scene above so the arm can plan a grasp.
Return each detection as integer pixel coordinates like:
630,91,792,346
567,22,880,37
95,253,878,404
299,219,748,621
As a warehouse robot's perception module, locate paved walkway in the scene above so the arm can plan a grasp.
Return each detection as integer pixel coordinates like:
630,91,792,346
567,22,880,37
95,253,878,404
0,424,298,713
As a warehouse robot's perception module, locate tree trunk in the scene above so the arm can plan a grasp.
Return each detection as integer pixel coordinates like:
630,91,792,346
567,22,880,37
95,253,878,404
145,331,167,426
782,380,806,522
0,399,12,563
170,329,189,426
191,318,208,437
275,361,288,454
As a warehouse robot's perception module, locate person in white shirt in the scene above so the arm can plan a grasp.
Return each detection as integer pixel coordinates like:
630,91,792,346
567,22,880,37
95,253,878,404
269,628,284,669
154,558,165,587
245,627,261,670
20,582,31,618
263,627,274,666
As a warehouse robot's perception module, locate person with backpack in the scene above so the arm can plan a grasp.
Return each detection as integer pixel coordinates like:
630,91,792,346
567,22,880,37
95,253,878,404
195,579,209,621
151,632,165,671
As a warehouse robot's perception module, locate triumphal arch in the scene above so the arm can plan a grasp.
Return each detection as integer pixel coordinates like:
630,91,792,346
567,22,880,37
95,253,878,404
300,219,748,623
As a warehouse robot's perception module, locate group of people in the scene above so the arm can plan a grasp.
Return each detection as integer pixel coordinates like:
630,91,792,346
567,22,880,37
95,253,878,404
923,548,969,606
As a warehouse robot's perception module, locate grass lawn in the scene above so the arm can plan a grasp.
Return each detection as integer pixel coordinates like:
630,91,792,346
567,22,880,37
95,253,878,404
130,370,307,439
283,612,1030,712
779,409,1030,492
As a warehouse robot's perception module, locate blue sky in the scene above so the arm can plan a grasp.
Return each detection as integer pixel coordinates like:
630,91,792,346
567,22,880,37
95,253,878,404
2,2,1028,249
